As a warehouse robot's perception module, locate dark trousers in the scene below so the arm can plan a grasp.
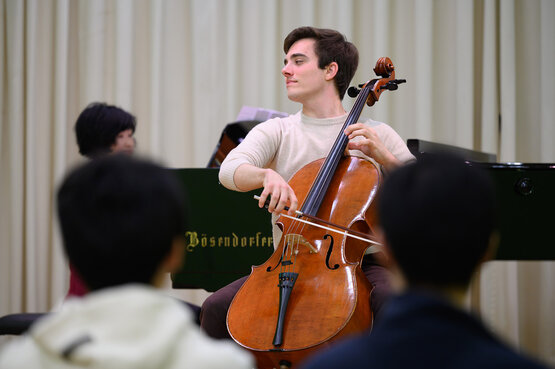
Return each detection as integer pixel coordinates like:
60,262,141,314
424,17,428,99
199,255,392,339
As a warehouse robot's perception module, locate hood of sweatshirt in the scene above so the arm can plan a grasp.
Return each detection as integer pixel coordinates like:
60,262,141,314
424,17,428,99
0,285,253,369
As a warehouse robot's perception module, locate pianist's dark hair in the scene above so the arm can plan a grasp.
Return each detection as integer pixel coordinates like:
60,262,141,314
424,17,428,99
57,154,187,291
74,102,136,158
377,153,497,288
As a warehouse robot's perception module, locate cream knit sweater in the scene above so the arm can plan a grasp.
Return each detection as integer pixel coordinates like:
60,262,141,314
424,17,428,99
219,110,415,244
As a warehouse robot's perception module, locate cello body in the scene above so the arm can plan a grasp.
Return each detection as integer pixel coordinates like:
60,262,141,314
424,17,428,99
227,156,381,369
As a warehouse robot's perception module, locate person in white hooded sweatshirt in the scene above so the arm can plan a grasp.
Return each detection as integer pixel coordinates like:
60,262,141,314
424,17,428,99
0,154,254,369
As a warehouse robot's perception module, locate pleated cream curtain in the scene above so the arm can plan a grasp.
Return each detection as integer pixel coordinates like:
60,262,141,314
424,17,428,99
1,0,553,364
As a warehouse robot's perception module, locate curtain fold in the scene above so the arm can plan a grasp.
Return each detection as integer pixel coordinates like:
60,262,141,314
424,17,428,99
540,0,555,161
0,0,553,364
2,0,25,315
51,0,70,304
478,0,498,155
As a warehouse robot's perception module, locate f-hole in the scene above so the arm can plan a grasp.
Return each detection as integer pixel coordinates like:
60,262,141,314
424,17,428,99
324,234,339,270
267,241,288,272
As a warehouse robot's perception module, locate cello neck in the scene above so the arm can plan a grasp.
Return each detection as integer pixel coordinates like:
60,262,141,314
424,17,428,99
300,84,373,217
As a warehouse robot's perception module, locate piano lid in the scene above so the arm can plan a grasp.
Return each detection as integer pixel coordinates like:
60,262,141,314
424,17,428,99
408,139,554,261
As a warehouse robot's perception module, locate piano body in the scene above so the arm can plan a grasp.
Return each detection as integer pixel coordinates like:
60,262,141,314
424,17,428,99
170,168,273,292
407,139,554,261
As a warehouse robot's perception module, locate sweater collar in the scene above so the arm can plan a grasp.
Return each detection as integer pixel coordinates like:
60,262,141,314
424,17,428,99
300,110,348,126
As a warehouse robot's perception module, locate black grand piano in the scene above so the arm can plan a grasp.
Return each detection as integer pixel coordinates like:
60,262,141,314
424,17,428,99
170,134,555,292
4,132,552,337
2,137,552,336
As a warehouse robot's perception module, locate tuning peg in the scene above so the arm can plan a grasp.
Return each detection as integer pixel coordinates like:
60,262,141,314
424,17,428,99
380,82,397,91
347,86,361,97
383,83,398,91
380,79,407,91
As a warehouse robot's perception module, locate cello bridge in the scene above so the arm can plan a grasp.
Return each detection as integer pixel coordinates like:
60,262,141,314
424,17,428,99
284,234,317,254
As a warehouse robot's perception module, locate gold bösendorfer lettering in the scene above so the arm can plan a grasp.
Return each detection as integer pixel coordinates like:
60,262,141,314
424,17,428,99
184,231,273,252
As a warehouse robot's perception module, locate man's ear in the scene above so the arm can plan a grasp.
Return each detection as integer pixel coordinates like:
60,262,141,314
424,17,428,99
151,237,185,288
162,236,186,273
480,231,500,265
325,62,339,81
373,227,406,291
372,227,393,261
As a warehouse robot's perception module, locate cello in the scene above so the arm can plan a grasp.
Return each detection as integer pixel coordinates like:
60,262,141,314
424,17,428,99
227,57,406,369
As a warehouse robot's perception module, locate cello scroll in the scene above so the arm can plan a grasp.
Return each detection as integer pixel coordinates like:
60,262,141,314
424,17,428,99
347,57,406,106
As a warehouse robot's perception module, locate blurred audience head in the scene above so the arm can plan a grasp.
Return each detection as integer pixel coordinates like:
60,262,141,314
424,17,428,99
377,153,497,290
57,154,187,291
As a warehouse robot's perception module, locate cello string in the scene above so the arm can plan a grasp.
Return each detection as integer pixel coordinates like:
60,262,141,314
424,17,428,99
270,192,312,274
255,195,379,245
280,219,303,275
266,84,373,274
308,86,370,210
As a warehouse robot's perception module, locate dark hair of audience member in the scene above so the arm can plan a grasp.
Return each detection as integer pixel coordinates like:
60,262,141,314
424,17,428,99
377,153,497,289
57,154,186,290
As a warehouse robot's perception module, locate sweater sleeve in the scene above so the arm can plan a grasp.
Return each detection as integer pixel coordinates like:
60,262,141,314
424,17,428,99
367,119,415,164
218,118,283,191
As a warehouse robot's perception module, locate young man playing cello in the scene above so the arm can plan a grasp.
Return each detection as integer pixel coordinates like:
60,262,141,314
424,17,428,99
200,26,414,339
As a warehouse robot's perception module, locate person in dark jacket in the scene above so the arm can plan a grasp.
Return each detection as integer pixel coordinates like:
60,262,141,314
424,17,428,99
300,153,550,369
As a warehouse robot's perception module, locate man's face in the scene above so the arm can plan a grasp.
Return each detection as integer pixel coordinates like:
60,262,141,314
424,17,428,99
282,38,328,103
